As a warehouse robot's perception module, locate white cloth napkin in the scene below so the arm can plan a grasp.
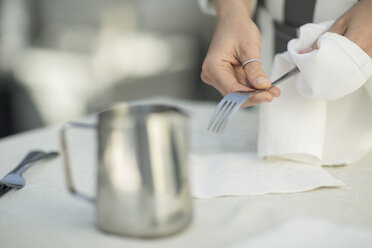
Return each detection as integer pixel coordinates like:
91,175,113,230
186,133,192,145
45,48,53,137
190,153,343,199
258,21,372,165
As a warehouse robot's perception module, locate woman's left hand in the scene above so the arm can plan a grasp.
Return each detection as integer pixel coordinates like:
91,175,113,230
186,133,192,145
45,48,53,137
303,0,372,57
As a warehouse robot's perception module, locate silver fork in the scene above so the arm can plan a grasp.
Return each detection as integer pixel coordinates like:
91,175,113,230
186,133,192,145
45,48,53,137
207,66,300,133
0,150,59,197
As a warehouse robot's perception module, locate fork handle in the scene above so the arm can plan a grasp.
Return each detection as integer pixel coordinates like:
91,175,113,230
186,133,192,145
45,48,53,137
249,66,300,95
270,66,300,88
10,151,59,175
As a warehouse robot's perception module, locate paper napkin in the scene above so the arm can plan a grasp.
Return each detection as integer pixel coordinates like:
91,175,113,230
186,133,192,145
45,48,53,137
190,152,343,199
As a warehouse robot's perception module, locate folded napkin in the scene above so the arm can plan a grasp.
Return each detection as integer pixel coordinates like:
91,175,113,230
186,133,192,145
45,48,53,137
258,21,372,165
190,153,343,199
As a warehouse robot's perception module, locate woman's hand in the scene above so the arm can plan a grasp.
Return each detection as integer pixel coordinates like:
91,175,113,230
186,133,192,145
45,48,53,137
304,0,372,57
201,0,280,108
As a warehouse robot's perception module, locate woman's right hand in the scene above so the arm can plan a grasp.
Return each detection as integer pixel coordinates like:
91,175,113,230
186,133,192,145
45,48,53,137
201,0,280,107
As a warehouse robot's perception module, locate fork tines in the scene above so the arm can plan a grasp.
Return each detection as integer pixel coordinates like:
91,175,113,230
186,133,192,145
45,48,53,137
207,66,300,134
0,184,11,197
207,93,249,133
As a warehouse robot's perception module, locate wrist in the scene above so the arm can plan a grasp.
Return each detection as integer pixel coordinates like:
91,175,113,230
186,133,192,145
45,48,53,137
214,0,253,20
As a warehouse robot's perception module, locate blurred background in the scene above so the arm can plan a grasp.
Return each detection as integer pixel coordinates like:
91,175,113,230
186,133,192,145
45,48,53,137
0,0,222,138
0,0,273,138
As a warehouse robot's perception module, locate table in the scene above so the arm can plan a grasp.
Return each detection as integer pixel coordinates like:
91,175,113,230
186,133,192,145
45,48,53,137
1,98,372,247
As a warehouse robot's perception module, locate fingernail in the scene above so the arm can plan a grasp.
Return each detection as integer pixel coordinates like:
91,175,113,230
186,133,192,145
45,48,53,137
256,76,269,85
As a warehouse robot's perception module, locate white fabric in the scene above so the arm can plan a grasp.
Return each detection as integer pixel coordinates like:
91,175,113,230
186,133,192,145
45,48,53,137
1,99,372,248
190,152,343,199
259,21,372,165
233,219,372,248
197,0,217,15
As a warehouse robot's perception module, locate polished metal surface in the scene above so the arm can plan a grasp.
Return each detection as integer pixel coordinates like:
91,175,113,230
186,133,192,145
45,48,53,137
208,66,300,133
61,103,192,238
0,150,59,197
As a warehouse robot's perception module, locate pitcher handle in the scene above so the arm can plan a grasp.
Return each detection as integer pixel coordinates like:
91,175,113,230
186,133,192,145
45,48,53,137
60,121,97,203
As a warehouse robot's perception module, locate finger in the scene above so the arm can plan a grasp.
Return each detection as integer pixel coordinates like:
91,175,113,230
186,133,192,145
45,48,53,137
243,61,271,90
300,19,347,54
233,66,248,85
268,86,281,97
299,40,319,54
207,62,252,96
311,42,318,51
240,91,274,108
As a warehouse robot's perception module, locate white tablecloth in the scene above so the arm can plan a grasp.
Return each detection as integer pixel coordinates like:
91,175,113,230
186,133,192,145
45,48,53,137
1,98,372,248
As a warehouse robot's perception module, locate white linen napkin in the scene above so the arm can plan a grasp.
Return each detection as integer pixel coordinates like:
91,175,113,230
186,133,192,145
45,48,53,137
258,21,372,165
190,152,343,199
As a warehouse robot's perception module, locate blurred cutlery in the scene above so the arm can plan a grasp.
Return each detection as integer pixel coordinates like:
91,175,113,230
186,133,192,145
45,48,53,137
0,150,59,197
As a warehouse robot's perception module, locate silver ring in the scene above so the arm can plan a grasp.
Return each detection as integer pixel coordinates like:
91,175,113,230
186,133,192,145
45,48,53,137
241,59,261,69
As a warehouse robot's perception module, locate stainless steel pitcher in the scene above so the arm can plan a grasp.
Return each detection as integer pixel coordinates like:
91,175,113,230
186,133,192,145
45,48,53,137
60,103,192,238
